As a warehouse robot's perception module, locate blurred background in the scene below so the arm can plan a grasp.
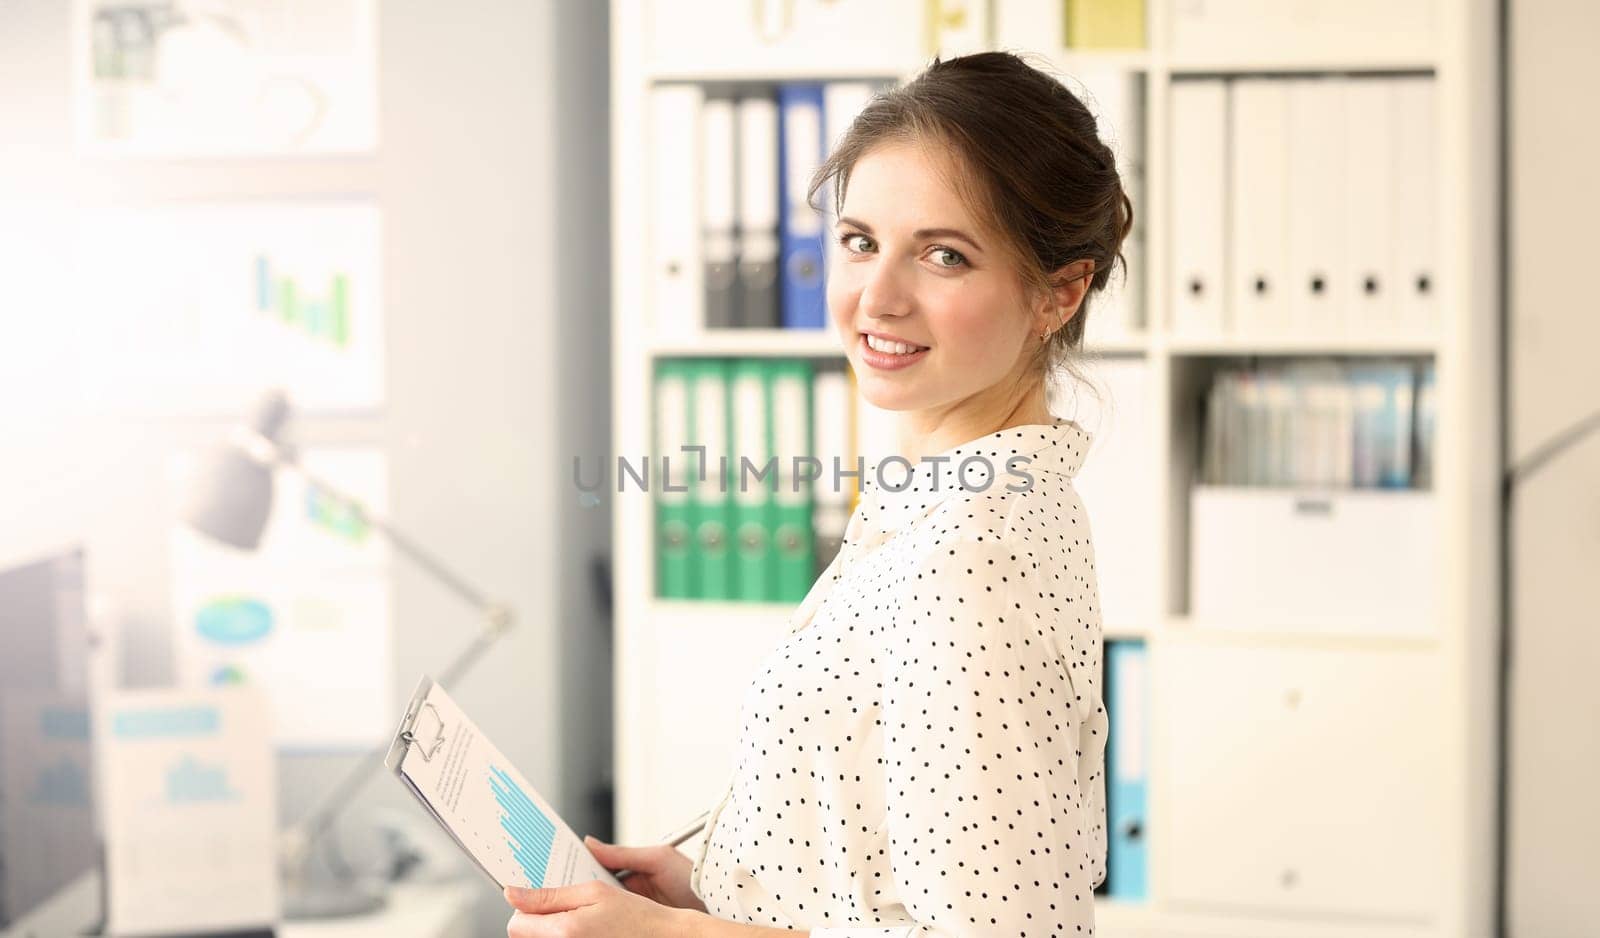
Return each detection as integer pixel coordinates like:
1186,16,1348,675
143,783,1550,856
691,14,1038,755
0,1,1594,937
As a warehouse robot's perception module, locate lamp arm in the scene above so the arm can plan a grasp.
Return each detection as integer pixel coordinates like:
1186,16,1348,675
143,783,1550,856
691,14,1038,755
273,456,515,875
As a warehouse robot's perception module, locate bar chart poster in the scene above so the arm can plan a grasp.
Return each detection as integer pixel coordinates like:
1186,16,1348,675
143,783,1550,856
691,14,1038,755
95,687,277,938
170,446,392,751
393,680,619,890
72,198,383,416
73,0,378,157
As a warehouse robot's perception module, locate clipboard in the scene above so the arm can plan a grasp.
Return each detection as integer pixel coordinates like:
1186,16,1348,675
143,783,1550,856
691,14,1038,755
384,675,620,891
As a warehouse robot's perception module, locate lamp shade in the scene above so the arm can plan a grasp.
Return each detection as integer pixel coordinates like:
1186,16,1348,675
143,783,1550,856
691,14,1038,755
182,447,275,550
181,391,291,551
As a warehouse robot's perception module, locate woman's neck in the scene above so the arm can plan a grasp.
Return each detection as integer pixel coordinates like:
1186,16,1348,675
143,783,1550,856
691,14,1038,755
895,376,1056,465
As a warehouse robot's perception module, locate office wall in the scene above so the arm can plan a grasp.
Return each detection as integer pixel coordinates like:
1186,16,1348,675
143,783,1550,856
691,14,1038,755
0,0,612,931
1507,0,1600,934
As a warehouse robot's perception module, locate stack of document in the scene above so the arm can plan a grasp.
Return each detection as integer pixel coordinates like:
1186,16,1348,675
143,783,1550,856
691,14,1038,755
1170,75,1437,339
1201,359,1436,489
648,81,880,333
652,358,856,602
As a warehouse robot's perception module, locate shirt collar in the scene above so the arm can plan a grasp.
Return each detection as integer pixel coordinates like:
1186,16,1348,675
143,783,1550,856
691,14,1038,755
846,419,1093,543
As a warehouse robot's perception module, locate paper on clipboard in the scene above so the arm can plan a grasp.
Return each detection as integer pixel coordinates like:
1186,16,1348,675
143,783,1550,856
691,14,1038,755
384,676,619,890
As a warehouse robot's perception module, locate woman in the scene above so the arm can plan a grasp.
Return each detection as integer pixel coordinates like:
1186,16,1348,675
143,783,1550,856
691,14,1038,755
505,50,1131,937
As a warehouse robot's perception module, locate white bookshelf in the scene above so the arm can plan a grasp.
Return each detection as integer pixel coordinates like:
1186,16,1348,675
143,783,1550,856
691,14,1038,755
609,2,1500,936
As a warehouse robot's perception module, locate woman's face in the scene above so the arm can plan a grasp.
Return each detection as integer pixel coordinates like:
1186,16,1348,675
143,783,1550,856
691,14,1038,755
828,140,1038,414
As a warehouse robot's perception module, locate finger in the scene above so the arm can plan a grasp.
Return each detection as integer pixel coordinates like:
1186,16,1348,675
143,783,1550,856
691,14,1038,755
504,884,590,914
583,835,651,865
506,909,575,938
506,910,541,938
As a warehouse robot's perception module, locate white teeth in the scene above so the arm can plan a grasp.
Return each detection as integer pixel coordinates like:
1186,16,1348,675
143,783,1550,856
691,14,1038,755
865,334,922,355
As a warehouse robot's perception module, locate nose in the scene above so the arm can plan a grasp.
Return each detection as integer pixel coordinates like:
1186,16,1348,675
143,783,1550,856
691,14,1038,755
856,254,914,320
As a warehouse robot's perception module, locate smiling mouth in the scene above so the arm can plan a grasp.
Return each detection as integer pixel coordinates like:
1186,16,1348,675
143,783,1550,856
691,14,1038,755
861,333,929,355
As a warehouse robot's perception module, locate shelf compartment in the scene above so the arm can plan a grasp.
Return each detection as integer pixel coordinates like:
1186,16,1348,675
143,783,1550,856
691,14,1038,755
1156,633,1442,923
1187,486,1436,636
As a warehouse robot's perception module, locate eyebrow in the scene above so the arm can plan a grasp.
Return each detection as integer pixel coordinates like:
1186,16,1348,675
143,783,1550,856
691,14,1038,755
837,216,984,253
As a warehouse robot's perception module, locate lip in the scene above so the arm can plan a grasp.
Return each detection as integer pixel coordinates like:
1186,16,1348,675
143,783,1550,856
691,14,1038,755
857,332,930,371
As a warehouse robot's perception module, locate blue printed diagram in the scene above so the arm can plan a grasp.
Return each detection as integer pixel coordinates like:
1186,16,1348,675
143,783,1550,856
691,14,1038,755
194,596,275,646
490,765,555,887
114,706,220,739
165,755,238,804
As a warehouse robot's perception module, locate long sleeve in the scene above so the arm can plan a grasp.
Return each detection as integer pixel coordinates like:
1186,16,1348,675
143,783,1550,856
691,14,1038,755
812,532,1104,937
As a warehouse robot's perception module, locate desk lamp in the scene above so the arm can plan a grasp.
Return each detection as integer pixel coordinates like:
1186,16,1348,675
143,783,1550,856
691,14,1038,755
181,390,515,919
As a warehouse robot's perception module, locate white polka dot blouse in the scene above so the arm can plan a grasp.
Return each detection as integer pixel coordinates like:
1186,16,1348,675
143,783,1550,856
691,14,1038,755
689,418,1110,936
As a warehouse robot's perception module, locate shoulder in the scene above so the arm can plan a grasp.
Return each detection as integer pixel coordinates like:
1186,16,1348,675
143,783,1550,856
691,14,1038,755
901,475,1085,610
895,472,1098,641
917,466,1090,556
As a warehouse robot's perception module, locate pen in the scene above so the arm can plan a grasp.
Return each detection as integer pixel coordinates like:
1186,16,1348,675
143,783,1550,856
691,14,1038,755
611,811,711,882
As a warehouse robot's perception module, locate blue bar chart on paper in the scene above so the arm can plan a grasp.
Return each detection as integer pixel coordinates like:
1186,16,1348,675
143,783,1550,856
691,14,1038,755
387,677,620,891
490,766,556,887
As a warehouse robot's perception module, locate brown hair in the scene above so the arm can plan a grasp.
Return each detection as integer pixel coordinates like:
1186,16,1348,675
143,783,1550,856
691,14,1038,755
808,51,1135,378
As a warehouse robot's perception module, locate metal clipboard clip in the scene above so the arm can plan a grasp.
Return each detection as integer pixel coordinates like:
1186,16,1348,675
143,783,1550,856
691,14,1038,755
398,701,448,763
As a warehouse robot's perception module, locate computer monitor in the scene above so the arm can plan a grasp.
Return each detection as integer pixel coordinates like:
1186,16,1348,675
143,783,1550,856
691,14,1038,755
0,547,97,930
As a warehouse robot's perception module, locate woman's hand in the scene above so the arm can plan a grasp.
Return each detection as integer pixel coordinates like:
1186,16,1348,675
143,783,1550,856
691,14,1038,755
582,834,707,913
504,879,688,938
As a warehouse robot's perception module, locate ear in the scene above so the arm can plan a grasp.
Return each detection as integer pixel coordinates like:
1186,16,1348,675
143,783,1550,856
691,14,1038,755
1033,259,1096,337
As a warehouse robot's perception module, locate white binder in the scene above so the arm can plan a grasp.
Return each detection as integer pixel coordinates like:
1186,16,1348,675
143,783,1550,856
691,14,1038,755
650,84,703,338
701,94,739,329
1228,78,1290,337
823,81,874,155
730,366,770,575
1168,79,1228,336
694,365,731,508
654,363,692,534
1077,67,1145,340
1286,77,1347,337
1342,77,1397,333
820,81,875,225
736,93,780,328
1391,76,1437,333
811,368,853,558
852,384,899,496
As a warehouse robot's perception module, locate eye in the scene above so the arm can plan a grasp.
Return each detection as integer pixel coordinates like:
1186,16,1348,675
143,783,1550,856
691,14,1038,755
838,233,875,254
929,246,968,269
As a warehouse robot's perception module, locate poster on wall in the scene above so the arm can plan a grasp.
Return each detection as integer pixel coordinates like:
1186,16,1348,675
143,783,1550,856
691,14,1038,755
73,198,384,417
170,446,392,751
74,0,378,157
95,687,278,937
